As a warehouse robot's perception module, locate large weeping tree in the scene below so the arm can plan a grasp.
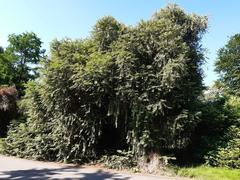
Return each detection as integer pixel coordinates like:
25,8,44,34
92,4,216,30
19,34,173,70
4,4,207,162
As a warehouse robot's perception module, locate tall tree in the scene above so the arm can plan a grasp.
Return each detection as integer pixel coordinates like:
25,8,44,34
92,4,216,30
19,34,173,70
6,32,45,94
215,34,240,96
4,5,207,163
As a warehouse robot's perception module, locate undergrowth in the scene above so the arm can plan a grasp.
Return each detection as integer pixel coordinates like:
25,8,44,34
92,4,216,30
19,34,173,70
98,150,137,170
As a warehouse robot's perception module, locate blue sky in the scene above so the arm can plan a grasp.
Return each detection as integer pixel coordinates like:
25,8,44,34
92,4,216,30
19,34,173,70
0,0,240,85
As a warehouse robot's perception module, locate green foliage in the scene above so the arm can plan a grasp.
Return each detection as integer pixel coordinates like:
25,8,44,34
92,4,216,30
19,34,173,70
4,121,56,160
92,16,126,51
0,51,15,85
177,85,240,168
0,32,44,137
205,126,240,169
2,32,45,95
177,166,240,180
215,34,240,96
0,138,5,153
4,4,207,163
198,88,240,169
99,150,136,170
0,86,18,137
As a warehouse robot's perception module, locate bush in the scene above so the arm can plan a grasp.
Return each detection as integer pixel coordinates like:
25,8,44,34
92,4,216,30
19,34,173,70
99,151,177,174
176,88,240,166
99,150,137,170
205,126,240,169
0,138,5,154
4,122,57,160
0,86,18,137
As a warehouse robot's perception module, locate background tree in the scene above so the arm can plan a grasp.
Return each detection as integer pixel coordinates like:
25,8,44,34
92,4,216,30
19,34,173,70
203,33,240,168
0,47,14,86
178,85,240,167
215,34,240,96
178,33,240,168
5,32,45,95
0,32,44,137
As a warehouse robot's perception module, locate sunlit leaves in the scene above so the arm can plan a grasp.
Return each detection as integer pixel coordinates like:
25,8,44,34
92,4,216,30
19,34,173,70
4,4,207,162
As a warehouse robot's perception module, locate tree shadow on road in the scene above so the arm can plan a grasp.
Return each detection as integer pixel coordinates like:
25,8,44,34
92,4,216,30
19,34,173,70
0,167,130,180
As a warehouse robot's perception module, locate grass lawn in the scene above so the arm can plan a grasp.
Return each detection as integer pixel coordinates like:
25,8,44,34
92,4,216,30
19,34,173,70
177,166,240,180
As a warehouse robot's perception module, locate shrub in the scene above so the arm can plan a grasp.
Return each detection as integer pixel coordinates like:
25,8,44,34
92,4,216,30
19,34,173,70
205,126,240,169
99,150,137,170
0,86,18,137
176,88,240,166
0,138,5,154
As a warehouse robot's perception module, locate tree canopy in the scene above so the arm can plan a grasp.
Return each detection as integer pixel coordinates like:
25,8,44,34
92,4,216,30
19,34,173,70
0,32,45,137
4,5,208,163
0,32,45,95
215,34,240,96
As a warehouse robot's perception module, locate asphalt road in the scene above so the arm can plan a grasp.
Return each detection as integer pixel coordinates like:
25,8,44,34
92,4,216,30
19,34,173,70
0,155,185,180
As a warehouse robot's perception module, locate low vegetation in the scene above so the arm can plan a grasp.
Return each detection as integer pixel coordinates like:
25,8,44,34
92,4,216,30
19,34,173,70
0,86,18,137
98,150,137,170
177,166,240,180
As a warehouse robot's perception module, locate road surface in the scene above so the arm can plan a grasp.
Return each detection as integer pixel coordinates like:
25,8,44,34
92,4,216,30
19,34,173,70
0,155,186,180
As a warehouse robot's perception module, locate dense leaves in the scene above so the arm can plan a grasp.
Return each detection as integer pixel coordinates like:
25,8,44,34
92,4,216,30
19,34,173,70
4,5,208,163
0,32,44,137
215,34,240,96
205,125,240,168
176,85,240,168
209,33,240,168
0,32,45,95
0,50,15,85
0,86,18,137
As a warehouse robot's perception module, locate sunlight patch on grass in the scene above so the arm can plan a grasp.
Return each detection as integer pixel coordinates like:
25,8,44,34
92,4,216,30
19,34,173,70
177,166,240,180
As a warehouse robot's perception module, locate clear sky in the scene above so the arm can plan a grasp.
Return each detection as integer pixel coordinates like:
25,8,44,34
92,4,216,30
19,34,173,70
0,0,240,85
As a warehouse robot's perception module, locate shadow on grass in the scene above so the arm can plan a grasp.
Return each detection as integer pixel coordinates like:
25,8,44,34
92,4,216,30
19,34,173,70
0,167,130,180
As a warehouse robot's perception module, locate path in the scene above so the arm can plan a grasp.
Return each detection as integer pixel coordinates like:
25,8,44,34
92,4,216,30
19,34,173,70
0,155,185,180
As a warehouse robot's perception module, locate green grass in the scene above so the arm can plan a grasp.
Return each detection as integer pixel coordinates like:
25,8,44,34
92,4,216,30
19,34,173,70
177,166,240,180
